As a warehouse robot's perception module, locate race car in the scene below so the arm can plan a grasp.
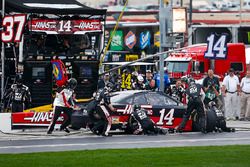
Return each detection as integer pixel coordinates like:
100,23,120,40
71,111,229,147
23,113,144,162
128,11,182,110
72,90,218,133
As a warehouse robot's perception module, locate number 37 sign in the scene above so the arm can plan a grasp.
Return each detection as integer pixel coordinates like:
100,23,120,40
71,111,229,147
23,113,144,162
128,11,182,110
204,33,228,59
1,14,26,43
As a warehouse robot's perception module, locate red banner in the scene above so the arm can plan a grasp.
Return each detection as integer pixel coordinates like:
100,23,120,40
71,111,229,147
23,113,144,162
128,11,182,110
29,19,102,34
12,112,65,127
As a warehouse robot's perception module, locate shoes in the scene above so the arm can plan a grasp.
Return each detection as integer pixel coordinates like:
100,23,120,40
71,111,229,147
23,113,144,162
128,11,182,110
239,118,245,121
60,127,70,133
175,126,183,133
47,131,52,134
160,129,168,135
102,133,112,137
201,128,207,134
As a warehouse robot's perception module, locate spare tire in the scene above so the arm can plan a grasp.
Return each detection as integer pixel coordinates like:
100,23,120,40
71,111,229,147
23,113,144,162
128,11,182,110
206,109,217,132
192,109,217,132
71,110,89,130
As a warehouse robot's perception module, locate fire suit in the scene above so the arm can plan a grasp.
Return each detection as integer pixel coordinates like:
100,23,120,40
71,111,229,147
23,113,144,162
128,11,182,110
177,83,206,133
86,89,112,136
131,108,166,135
4,84,31,112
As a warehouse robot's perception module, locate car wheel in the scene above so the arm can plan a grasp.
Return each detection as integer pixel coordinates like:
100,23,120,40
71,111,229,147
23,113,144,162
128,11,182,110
71,110,89,130
192,109,217,132
206,109,217,132
125,116,139,134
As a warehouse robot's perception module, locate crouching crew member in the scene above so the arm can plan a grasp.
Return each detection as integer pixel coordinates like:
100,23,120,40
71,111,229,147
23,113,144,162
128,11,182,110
47,78,78,134
87,83,116,136
131,105,167,135
176,78,207,133
4,74,31,112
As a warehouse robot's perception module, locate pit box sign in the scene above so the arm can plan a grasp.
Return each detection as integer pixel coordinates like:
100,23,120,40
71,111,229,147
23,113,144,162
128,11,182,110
1,14,27,43
204,33,228,59
12,112,65,127
29,19,102,34
140,31,151,49
110,30,123,51
125,31,137,49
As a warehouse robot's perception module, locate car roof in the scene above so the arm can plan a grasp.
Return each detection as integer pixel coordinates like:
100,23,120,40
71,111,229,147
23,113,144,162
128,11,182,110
110,90,147,103
110,90,181,105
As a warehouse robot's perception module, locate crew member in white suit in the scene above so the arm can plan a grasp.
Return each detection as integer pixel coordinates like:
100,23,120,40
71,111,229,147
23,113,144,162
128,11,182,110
222,68,240,120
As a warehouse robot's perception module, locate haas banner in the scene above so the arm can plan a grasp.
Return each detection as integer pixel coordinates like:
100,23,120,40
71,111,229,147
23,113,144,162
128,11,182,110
29,19,102,34
51,59,68,87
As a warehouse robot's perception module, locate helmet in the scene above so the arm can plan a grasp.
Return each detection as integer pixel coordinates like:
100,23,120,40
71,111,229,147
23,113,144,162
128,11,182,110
16,74,23,87
133,104,141,111
94,89,104,102
137,75,144,82
67,78,77,90
123,69,128,73
187,77,195,85
106,82,113,91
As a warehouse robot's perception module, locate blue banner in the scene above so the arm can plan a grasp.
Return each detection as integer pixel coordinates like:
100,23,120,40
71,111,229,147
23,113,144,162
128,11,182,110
140,31,151,49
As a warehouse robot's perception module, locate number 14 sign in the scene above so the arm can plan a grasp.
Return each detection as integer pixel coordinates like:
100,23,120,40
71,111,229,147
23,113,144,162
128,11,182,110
1,14,26,43
204,33,228,59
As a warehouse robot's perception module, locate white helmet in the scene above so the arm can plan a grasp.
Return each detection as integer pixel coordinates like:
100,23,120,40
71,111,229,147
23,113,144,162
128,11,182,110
137,75,144,82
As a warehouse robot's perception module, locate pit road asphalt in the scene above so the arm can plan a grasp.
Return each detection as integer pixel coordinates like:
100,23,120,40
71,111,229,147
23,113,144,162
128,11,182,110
0,121,250,154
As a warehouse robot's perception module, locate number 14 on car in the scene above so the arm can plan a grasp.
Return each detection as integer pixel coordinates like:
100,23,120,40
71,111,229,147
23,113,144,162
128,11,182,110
156,109,175,126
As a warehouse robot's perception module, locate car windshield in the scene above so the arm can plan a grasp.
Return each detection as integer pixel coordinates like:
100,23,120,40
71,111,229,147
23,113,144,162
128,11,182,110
167,61,189,72
147,92,177,106
110,92,133,103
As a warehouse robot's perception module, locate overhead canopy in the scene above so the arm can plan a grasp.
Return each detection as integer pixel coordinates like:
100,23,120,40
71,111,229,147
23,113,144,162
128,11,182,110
1,0,106,15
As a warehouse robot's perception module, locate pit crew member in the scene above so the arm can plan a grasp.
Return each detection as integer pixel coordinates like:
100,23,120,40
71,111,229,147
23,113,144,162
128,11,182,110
47,78,78,134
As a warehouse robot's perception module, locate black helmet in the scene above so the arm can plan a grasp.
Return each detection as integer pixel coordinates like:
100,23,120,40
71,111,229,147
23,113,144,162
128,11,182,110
187,77,195,85
104,82,113,92
133,104,141,111
16,74,23,86
94,88,104,102
67,78,77,90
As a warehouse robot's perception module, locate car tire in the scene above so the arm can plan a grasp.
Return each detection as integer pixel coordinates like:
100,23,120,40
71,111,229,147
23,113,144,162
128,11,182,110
192,109,217,132
206,109,217,132
71,110,89,130
126,116,139,134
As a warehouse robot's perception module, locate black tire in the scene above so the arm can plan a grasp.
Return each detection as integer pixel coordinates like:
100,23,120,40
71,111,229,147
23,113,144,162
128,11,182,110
192,109,217,132
206,109,217,132
71,110,89,130
125,116,139,134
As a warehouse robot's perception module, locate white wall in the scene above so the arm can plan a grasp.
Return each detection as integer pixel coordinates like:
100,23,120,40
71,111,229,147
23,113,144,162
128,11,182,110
0,113,12,133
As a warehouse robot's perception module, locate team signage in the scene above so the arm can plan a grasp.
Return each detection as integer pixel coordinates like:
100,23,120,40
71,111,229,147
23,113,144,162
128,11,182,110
1,14,27,42
204,33,228,59
125,31,136,49
12,112,65,127
29,19,102,34
140,31,151,49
